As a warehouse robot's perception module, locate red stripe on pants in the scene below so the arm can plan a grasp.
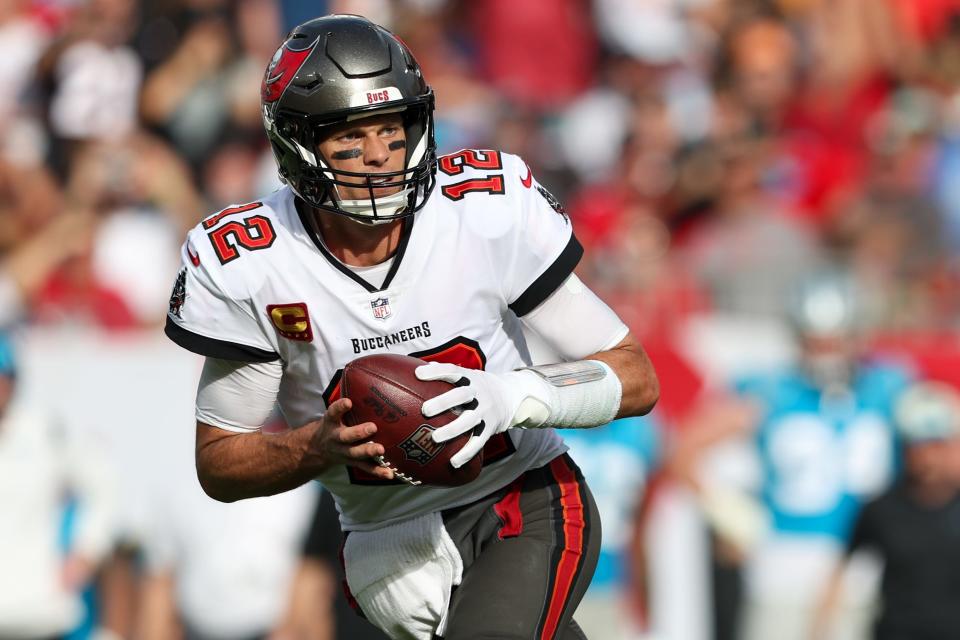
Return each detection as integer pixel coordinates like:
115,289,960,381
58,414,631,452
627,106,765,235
493,477,524,539
540,457,586,640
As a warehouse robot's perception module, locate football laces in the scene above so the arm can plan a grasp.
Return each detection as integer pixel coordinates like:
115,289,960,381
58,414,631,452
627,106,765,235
375,455,422,486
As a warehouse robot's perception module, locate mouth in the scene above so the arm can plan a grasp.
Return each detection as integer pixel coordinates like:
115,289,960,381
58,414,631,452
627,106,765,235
363,175,406,198
336,173,406,200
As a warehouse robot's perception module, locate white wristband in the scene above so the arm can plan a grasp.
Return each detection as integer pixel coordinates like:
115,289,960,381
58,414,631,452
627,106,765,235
510,360,622,429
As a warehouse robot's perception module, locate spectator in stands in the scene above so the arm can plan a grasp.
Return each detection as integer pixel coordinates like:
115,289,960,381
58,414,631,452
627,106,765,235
812,381,960,640
0,160,99,328
396,4,499,155
33,134,201,330
0,0,53,165
0,332,118,639
681,135,823,317
0,0,49,114
466,0,597,113
139,0,282,169
34,0,142,178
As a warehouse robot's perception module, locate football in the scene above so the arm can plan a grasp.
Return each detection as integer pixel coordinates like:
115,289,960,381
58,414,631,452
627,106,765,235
341,353,483,486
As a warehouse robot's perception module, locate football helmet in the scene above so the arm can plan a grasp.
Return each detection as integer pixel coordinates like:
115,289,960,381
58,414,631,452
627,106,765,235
787,271,864,388
261,15,436,223
789,271,862,338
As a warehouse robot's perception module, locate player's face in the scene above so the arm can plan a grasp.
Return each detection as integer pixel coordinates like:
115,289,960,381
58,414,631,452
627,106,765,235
905,440,955,486
317,113,407,201
799,332,857,388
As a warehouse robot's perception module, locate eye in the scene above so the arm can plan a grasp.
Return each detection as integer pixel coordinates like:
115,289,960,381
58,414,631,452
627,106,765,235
381,126,400,137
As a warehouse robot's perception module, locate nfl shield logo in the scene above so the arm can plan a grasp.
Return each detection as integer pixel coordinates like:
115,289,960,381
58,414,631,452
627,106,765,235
371,297,392,321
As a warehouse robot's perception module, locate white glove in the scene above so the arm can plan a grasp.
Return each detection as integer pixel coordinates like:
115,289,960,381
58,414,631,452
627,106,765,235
415,362,552,468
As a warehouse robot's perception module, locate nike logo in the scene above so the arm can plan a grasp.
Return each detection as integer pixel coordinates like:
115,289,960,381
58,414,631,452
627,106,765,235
520,164,533,188
188,247,200,266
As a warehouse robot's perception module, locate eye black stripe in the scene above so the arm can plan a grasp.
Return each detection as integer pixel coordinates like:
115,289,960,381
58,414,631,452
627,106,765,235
330,148,362,160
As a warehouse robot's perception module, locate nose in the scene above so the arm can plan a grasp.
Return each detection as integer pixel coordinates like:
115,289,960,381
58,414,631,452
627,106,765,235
363,133,390,166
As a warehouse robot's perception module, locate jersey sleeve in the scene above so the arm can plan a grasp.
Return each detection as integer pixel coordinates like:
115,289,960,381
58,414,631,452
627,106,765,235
164,227,279,362
499,153,583,317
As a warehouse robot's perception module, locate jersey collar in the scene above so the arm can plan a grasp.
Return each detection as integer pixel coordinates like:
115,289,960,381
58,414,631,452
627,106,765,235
295,198,414,293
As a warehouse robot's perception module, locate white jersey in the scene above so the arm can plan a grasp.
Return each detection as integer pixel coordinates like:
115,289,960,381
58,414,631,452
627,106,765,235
166,150,581,530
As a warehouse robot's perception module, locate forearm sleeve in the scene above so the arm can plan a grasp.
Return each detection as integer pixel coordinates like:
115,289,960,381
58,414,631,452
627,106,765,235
507,275,631,428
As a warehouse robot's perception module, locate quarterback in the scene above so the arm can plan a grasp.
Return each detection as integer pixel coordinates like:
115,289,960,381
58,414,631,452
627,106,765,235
165,14,659,640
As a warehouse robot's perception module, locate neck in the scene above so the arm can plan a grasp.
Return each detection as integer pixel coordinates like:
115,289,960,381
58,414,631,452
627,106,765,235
311,207,405,267
909,478,958,507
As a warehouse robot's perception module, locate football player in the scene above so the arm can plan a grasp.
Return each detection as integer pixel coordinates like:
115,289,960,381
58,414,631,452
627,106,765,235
669,272,912,640
164,15,659,640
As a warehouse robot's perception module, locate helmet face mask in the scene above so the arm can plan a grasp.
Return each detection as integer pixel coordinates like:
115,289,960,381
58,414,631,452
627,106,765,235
261,15,437,224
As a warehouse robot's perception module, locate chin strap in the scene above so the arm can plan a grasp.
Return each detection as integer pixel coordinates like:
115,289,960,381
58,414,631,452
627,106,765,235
335,187,413,224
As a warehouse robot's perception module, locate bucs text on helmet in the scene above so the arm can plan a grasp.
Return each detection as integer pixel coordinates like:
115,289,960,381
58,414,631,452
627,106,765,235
261,14,436,224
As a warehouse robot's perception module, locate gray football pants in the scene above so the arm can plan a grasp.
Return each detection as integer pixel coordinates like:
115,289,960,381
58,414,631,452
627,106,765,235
437,453,601,640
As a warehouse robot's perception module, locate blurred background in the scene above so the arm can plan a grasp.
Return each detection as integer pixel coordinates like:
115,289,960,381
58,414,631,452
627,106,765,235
4,0,960,639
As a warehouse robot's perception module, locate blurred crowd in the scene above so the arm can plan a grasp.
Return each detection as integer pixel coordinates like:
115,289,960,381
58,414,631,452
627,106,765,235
5,0,960,638
5,0,960,353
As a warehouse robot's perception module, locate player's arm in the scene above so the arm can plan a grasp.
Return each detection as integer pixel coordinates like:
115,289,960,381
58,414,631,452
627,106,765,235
193,358,392,503
519,273,659,418
666,393,761,492
416,273,660,467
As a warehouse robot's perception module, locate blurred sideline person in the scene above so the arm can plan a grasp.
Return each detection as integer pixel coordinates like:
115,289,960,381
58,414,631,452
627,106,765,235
135,444,318,640
0,333,118,640
812,382,960,640
164,14,658,640
670,272,912,640
135,488,318,640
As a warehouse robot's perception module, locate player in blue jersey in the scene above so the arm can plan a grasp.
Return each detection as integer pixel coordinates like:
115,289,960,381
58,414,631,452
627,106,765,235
672,272,913,640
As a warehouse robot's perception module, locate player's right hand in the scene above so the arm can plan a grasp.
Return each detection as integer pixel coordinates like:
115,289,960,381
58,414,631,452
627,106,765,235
310,398,394,480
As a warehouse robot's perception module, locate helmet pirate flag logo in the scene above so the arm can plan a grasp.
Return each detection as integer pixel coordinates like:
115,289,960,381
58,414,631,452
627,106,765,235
261,36,320,105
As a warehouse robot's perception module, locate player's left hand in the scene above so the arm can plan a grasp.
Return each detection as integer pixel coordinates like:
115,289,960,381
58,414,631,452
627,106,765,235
416,363,527,468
